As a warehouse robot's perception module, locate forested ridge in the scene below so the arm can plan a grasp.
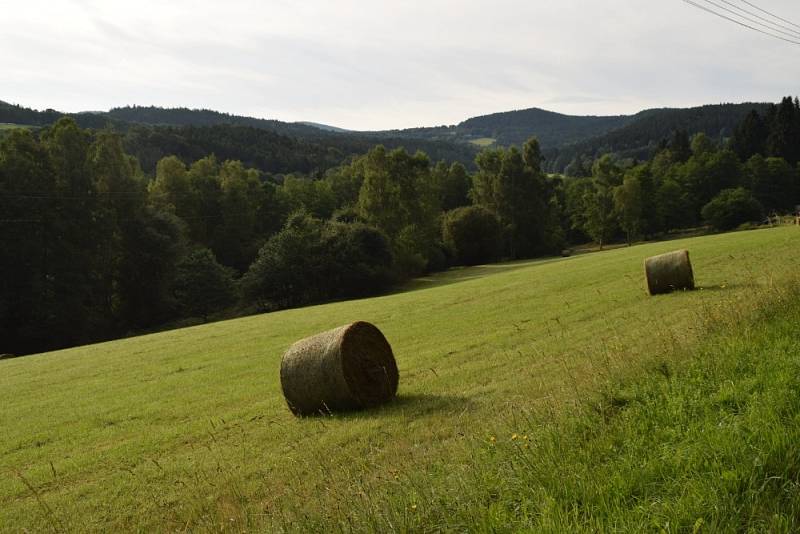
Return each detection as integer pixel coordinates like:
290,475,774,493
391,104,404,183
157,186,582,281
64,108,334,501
549,102,773,173
0,101,479,174
1,99,776,174
367,108,632,150
363,103,770,171
1,96,798,356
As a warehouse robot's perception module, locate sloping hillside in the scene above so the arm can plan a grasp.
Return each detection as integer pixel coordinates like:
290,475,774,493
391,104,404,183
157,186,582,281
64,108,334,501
370,107,631,149
548,102,772,171
0,102,478,174
1,227,797,531
2,99,775,175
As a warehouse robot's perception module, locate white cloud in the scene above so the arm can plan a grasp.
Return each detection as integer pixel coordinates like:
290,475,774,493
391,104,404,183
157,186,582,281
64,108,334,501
1,0,798,129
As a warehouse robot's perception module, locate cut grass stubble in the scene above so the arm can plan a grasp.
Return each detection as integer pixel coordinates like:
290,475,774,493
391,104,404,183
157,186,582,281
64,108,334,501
0,226,798,531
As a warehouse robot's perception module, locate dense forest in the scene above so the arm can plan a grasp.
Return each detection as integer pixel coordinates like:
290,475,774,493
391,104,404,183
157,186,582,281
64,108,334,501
364,103,770,172
0,101,478,173
548,102,772,173
2,100,776,175
1,97,798,356
371,108,632,149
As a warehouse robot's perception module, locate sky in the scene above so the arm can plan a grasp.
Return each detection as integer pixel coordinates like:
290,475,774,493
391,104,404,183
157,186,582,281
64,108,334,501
1,0,798,130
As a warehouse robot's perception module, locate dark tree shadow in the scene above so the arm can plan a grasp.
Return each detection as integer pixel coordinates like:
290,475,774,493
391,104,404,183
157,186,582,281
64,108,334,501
694,282,756,293
388,256,574,296
384,393,476,414
300,393,476,420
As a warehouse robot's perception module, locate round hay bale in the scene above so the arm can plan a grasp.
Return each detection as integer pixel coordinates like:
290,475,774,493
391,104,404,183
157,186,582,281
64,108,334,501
644,249,695,295
280,321,399,416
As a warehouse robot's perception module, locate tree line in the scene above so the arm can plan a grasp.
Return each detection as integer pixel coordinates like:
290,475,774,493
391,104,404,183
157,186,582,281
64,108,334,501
549,102,772,174
562,96,800,247
2,97,798,355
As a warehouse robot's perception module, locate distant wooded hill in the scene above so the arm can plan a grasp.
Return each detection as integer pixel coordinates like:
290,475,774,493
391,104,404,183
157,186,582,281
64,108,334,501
0,101,477,174
368,103,771,171
545,103,772,171
367,107,632,149
0,99,774,174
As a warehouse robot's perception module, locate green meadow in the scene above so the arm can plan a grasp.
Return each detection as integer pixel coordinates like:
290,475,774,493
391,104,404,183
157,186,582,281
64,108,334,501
468,137,496,147
0,124,31,131
1,226,799,532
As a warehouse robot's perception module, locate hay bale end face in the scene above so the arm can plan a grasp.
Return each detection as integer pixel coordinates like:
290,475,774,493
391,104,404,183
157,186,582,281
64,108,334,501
644,249,695,295
280,321,399,416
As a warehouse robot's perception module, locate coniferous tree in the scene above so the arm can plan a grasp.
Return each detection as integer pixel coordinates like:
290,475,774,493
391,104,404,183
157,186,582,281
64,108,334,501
0,130,57,353
40,118,100,345
730,109,767,161
668,130,692,163
766,97,800,165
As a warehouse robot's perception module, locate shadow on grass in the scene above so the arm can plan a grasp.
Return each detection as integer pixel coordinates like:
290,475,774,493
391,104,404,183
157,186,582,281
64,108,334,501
694,282,756,293
304,393,477,420
387,393,476,413
390,256,572,296
646,282,755,297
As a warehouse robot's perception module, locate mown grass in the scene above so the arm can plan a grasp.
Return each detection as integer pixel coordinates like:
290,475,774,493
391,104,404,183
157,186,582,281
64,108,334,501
1,226,798,531
326,273,800,532
468,137,496,147
0,123,32,131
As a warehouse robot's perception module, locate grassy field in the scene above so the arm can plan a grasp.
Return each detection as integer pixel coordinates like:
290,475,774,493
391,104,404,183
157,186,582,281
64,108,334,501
1,226,799,531
468,137,496,147
0,123,31,131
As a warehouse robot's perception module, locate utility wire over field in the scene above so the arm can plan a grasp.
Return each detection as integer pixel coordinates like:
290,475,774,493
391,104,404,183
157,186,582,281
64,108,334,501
682,0,800,45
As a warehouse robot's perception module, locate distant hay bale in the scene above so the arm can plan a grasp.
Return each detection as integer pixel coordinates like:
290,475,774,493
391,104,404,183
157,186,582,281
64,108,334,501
644,249,695,295
280,321,399,416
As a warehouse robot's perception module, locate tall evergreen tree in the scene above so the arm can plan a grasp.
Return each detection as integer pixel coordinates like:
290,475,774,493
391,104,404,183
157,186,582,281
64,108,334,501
669,129,692,164
766,97,800,165
40,118,101,345
0,130,56,353
730,109,767,161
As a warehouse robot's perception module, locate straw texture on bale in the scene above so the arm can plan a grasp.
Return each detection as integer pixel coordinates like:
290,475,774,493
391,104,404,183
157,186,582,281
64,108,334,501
644,249,695,295
280,321,399,416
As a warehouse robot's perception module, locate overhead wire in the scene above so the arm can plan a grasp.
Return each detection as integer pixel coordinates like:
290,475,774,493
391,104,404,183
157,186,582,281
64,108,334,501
682,0,800,45
739,0,800,31
713,0,800,38
696,0,800,40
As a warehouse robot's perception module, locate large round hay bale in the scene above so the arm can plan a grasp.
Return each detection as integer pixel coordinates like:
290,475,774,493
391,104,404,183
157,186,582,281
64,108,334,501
644,249,695,295
280,321,399,416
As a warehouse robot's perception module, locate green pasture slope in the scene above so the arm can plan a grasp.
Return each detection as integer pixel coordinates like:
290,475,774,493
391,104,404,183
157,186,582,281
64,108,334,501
0,124,31,140
1,227,799,531
0,123,31,131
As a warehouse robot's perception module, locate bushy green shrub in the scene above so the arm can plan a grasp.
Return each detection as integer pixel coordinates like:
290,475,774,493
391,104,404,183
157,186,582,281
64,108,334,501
173,248,236,321
241,212,393,310
442,206,502,265
701,187,763,231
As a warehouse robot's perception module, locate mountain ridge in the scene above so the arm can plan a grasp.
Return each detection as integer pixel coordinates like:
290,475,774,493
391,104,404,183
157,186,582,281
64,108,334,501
0,99,773,173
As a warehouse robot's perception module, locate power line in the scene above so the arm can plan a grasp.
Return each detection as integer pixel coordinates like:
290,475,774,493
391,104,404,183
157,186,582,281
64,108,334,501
714,0,800,38
682,0,800,45
697,0,800,40
739,0,800,31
